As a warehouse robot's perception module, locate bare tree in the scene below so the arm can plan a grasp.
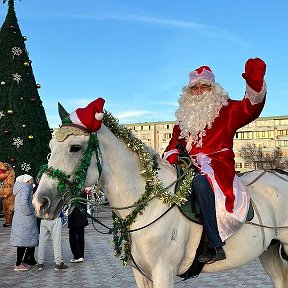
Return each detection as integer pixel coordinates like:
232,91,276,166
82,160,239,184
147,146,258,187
238,144,288,170
238,143,263,169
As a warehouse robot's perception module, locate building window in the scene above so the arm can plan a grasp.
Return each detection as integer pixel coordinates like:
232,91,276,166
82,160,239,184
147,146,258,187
244,163,252,168
235,163,242,168
236,132,244,139
279,140,288,147
278,130,284,136
280,119,288,125
244,132,252,139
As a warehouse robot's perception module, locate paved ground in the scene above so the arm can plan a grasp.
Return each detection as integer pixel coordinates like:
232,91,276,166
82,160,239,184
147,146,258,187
0,211,273,288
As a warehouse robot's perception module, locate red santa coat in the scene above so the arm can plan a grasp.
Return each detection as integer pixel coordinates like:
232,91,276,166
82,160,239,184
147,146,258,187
163,84,266,240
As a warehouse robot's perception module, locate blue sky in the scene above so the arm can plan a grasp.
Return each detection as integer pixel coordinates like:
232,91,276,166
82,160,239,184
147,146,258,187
1,0,288,128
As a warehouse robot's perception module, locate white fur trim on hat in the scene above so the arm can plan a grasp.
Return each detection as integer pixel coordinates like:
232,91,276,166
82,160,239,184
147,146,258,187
16,174,33,183
95,112,103,120
70,110,86,127
188,68,215,86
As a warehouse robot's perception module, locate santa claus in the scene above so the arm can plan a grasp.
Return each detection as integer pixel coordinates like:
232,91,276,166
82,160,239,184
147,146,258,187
163,58,266,263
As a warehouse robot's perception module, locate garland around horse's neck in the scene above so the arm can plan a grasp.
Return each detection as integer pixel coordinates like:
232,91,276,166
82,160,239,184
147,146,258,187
102,110,194,266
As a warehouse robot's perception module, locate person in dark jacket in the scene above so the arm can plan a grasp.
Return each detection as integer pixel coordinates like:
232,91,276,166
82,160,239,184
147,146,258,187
10,174,39,271
68,199,88,263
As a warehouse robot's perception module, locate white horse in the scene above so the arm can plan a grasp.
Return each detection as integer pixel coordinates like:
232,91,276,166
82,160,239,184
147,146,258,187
33,111,288,288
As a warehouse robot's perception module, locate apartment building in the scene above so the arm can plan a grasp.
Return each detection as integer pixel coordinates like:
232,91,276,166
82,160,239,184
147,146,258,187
125,115,288,172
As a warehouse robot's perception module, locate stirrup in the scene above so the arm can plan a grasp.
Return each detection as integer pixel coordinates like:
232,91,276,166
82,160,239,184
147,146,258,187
198,247,226,264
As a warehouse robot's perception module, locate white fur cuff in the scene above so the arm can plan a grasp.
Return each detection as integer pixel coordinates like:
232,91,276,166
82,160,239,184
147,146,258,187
245,81,266,105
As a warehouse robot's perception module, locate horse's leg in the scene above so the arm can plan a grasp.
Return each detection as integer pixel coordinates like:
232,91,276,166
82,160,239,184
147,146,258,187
151,265,175,288
132,267,153,288
259,240,288,288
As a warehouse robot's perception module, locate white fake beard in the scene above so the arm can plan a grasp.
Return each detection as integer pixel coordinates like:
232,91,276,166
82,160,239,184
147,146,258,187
175,83,229,147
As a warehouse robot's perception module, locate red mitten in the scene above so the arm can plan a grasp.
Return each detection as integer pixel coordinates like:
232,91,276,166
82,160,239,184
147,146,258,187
242,58,266,92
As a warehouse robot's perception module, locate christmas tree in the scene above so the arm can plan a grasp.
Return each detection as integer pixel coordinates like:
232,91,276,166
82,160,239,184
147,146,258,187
0,0,51,178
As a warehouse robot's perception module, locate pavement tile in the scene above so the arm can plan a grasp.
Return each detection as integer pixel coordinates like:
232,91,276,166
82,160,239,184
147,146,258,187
0,212,273,287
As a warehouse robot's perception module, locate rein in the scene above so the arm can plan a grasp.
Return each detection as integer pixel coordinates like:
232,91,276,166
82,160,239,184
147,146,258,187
246,169,288,187
244,169,288,249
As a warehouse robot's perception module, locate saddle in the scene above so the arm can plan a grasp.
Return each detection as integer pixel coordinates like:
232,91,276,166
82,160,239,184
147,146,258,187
176,164,254,224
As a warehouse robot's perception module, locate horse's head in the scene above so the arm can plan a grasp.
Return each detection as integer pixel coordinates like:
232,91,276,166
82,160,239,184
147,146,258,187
33,98,105,219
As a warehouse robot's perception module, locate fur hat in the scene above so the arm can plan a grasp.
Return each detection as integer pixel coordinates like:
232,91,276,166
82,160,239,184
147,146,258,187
188,66,215,86
69,98,105,132
16,174,33,183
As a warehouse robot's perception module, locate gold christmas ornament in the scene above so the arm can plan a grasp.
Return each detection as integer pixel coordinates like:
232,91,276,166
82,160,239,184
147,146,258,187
28,135,34,140
24,62,30,67
36,83,41,89
7,109,13,115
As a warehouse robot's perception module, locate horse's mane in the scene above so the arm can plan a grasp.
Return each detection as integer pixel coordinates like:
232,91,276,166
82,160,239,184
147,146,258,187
102,110,159,160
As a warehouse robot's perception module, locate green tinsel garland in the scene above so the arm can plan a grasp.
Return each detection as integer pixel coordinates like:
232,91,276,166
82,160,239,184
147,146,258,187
36,164,70,194
72,133,100,198
102,110,194,266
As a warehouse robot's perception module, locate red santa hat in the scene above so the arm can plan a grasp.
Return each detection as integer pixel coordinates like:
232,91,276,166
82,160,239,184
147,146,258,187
188,66,215,86
69,98,105,132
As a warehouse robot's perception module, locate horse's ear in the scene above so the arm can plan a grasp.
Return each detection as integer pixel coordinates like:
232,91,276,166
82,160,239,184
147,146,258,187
58,102,69,121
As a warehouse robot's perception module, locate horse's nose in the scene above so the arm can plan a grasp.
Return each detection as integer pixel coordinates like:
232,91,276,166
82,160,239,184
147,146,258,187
42,197,50,213
32,195,50,217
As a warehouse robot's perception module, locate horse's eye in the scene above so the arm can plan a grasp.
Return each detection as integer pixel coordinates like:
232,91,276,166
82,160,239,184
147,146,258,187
70,145,82,152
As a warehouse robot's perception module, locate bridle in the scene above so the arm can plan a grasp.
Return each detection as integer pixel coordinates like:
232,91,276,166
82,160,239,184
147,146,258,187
36,124,103,203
